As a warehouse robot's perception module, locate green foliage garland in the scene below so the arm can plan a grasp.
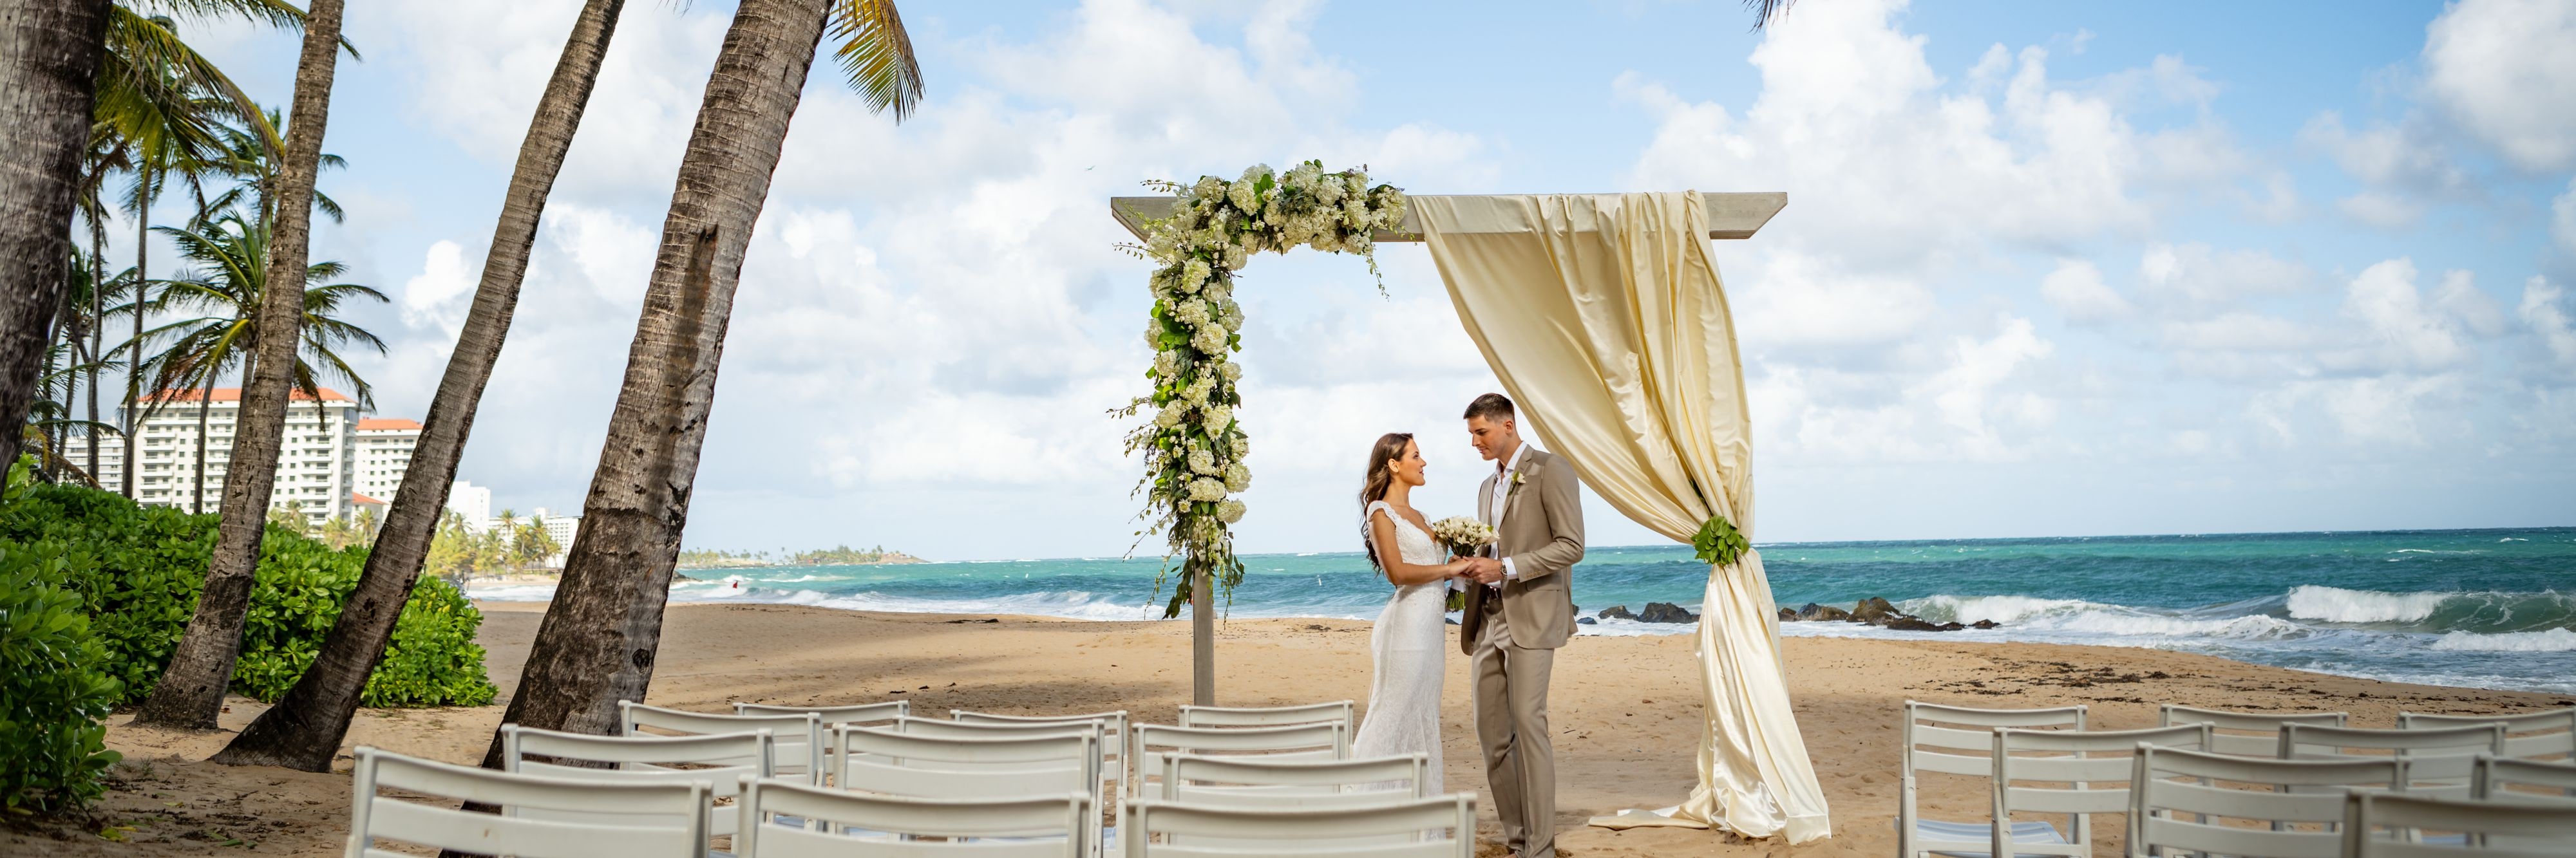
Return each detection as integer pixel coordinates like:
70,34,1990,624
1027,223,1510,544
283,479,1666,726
1692,514,1750,568
1122,162,1406,617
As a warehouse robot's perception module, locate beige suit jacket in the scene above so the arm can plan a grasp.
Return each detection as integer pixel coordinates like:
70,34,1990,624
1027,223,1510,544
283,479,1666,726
1461,446,1585,651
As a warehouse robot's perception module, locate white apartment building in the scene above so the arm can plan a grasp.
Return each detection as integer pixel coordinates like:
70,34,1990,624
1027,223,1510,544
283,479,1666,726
66,387,363,525
355,418,422,502
446,481,493,531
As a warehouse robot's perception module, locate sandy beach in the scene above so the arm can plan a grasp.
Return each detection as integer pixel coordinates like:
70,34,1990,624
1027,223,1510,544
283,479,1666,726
12,601,2568,856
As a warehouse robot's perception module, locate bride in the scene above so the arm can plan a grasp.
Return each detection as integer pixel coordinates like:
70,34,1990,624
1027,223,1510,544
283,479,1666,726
1352,432,1470,792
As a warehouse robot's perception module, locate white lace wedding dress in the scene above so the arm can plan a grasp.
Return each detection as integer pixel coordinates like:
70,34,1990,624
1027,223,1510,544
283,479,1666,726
1351,501,1446,793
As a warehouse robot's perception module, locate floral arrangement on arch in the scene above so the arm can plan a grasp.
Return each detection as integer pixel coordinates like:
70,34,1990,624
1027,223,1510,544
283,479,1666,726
1120,161,1408,617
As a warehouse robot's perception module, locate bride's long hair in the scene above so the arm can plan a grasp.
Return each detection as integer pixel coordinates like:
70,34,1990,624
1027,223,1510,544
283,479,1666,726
1358,432,1414,569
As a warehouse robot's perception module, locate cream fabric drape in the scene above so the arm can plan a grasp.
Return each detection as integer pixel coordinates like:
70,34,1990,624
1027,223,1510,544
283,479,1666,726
1414,192,1831,844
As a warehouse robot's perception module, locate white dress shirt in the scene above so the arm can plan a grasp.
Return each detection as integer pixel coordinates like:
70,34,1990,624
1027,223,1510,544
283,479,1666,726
1490,443,1529,581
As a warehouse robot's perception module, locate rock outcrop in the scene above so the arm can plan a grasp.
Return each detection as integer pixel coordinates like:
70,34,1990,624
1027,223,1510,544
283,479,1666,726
1638,602,1698,624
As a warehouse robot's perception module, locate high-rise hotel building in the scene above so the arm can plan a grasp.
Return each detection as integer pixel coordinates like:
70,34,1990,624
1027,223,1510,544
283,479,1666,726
64,387,409,527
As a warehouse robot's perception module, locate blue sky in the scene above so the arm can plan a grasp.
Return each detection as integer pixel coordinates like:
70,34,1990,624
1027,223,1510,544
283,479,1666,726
137,0,2576,559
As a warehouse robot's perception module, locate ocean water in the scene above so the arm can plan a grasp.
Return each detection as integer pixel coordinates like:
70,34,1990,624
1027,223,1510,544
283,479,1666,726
469,527,2576,695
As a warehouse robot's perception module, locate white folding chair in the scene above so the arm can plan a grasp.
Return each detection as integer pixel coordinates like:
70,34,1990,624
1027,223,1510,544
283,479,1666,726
2344,790,2576,857
2159,704,2348,758
500,724,773,839
621,700,825,783
1177,701,1354,731
1897,701,2086,858
346,747,708,858
1987,723,2210,858
956,709,1133,799
1133,722,1351,802
2473,755,2576,806
734,776,1088,857
735,700,911,727
2129,745,2404,858
1120,794,1475,857
2401,707,2576,763
2281,723,2506,798
1159,752,1435,808
835,723,1106,852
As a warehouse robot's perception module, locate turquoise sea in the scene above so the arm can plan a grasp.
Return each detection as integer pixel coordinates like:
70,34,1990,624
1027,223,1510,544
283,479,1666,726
471,527,2576,695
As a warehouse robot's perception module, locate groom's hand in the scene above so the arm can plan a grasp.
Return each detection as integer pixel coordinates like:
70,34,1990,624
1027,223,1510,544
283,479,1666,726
1465,557,1506,584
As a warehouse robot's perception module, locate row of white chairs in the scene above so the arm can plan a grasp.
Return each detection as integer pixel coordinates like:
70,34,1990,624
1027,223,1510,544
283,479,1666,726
348,698,1454,857
1899,701,2576,858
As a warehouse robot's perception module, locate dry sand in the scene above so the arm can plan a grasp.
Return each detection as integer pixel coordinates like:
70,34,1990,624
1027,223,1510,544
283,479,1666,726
11,602,2569,855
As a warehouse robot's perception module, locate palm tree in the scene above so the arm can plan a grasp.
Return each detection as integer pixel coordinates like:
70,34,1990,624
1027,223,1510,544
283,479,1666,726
133,0,348,731
134,209,384,514
472,0,923,758
219,0,632,770
0,0,116,472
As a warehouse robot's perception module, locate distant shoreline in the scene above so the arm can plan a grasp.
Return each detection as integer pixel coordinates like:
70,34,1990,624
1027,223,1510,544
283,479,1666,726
676,550,929,571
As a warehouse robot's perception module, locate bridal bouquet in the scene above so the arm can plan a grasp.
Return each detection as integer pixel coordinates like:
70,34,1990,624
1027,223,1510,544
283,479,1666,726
1428,516,1496,611
1428,516,1497,557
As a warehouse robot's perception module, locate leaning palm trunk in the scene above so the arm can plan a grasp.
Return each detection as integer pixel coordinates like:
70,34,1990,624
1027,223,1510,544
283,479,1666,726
475,0,831,760
125,169,149,498
0,0,114,471
134,0,347,730
216,0,629,770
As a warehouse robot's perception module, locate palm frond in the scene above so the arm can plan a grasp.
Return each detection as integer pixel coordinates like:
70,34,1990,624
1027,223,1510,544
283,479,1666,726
828,0,924,122
1745,0,1795,32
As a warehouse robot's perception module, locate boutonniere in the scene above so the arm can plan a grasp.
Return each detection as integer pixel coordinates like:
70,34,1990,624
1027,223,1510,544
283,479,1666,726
1506,467,1529,495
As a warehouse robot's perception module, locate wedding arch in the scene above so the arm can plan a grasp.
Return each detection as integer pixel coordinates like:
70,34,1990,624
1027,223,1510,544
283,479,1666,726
1110,174,1826,842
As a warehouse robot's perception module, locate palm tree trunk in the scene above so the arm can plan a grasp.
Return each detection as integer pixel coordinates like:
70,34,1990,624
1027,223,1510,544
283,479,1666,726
216,0,629,770
125,170,149,498
473,0,828,762
87,209,104,483
188,380,211,512
0,0,112,472
134,0,346,730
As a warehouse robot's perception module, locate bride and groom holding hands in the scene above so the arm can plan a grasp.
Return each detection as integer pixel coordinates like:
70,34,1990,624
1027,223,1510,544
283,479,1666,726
1354,393,1583,858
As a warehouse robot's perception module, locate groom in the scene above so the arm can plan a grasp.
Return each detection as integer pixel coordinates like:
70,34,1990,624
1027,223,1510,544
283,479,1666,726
1457,393,1584,858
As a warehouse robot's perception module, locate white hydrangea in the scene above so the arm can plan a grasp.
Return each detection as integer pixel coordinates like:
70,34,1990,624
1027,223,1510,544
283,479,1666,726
1227,176,1258,212
1153,351,1179,380
1217,499,1246,524
1188,477,1227,502
1223,462,1251,492
1191,324,1228,354
1153,403,1184,429
1202,281,1231,305
1188,448,1219,476
1193,176,1224,198
1223,244,1247,270
1201,405,1233,434
1180,259,1211,293
1173,299,1211,328
1218,362,1242,382
1145,323,1164,349
1180,375,1215,405
1230,435,1249,458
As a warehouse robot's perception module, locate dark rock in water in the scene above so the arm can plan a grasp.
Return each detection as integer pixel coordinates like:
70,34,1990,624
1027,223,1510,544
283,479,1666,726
1971,619,2001,630
1578,617,1598,626
1796,602,1853,622
1884,616,1946,631
1597,605,1639,621
1938,621,1965,631
1851,597,1901,624
1639,602,1699,624
1778,607,1797,621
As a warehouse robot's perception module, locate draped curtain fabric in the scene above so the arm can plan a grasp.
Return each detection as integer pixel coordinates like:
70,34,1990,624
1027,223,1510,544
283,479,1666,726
1413,192,1831,844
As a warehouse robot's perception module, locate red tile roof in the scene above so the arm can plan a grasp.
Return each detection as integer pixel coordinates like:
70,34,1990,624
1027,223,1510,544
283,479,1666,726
351,493,386,506
355,418,422,431
145,387,351,403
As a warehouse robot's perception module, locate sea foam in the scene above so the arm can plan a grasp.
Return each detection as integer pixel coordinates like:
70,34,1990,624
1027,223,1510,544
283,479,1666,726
2284,585,2452,624
2429,628,2576,653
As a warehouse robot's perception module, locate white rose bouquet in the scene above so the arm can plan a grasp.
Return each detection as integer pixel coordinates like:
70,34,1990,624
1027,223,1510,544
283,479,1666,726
1428,516,1497,557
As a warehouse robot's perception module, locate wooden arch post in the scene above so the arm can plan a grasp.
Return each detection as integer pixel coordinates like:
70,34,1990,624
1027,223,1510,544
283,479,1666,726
1110,191,1786,706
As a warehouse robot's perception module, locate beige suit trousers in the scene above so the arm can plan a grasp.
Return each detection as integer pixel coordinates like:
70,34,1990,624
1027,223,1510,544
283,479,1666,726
1473,600,1557,858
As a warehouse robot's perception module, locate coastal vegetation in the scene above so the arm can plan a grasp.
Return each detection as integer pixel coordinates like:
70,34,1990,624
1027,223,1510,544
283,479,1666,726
677,544,925,569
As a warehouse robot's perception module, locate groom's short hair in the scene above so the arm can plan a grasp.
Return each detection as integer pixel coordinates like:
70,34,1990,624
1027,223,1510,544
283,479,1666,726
1463,393,1515,422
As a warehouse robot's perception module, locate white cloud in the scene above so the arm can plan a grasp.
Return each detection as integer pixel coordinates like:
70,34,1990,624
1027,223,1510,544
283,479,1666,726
2297,113,2470,227
2137,242,2312,308
399,240,473,335
2553,178,2576,254
2040,259,2130,322
2329,259,2474,372
2521,277,2576,370
2421,0,2576,171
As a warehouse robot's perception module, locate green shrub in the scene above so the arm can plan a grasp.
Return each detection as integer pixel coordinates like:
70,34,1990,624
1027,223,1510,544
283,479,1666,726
0,493,122,811
0,482,493,707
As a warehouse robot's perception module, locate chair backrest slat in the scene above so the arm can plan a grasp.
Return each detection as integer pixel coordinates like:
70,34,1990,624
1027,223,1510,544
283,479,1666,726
1161,753,1433,808
498,725,775,837
2345,790,2576,858
1996,724,2210,817
2160,705,2347,758
1177,701,1354,729
620,701,824,781
349,747,708,858
2474,755,2576,805
733,699,909,726
1121,794,1473,858
2128,745,2401,858
2281,723,2503,797
734,776,1087,857
1133,722,1351,799
1896,702,2085,858
2400,707,2576,762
